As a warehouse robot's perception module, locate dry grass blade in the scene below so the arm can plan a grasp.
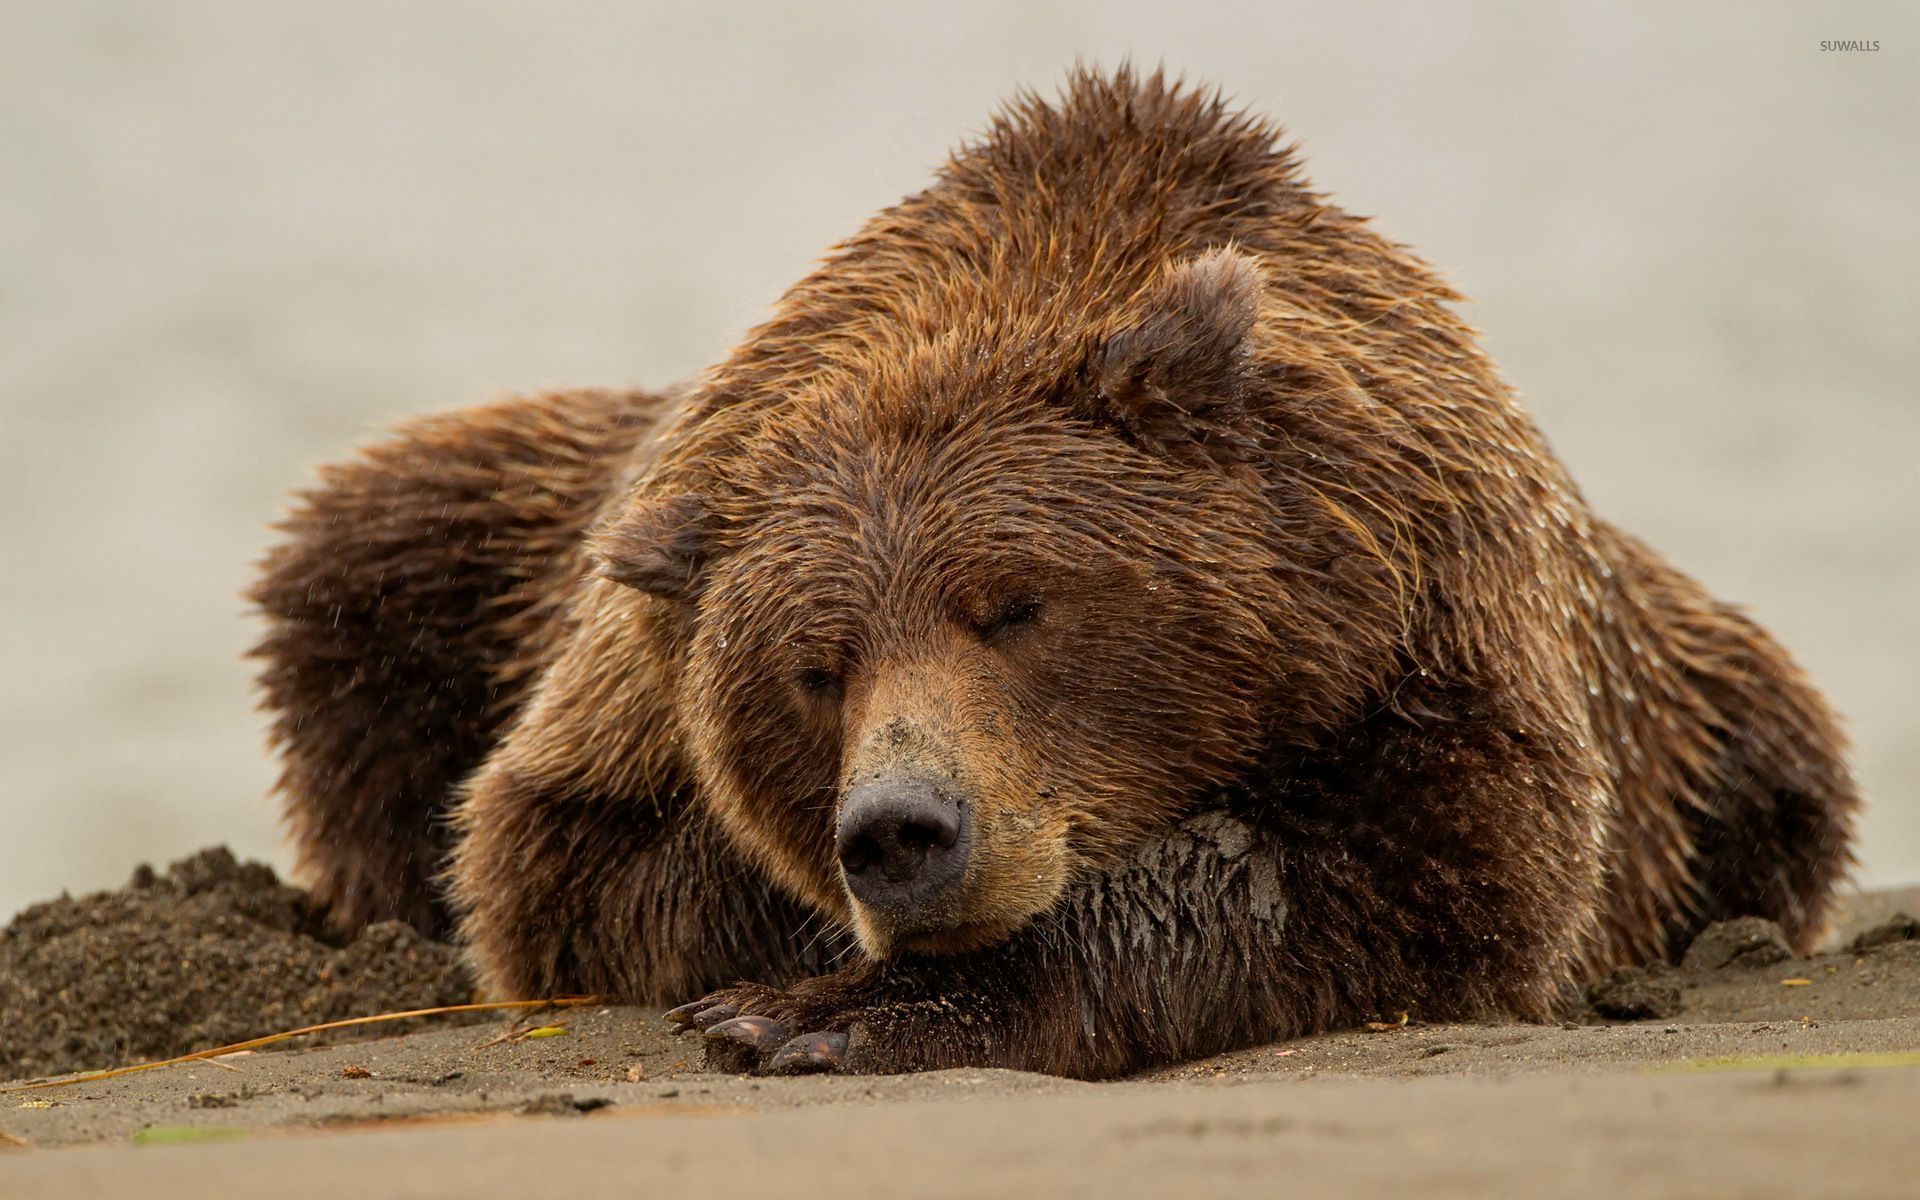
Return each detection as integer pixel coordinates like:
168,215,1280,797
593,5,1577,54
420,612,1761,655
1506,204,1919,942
0,997,601,1095
471,1003,568,1050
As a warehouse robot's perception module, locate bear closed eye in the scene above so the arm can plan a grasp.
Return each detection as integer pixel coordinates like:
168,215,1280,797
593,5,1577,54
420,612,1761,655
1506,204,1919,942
978,596,1043,641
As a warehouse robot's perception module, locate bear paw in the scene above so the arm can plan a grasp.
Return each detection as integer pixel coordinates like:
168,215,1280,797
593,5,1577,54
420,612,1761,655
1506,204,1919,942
664,992,854,1076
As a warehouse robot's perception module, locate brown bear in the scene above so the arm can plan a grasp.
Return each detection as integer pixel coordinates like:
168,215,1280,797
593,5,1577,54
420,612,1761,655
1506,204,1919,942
251,68,1858,1079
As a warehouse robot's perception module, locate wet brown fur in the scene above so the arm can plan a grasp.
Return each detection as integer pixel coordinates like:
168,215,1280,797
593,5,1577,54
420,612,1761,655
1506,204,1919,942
252,68,1857,1078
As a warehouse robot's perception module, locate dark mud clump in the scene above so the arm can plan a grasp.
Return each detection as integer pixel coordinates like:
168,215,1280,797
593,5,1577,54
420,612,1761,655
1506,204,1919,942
1848,913,1920,955
1681,916,1793,971
1584,965,1683,1020
0,847,473,1081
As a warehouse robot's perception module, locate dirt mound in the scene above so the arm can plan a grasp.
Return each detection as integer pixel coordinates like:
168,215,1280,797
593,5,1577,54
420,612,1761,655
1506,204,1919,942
1583,965,1683,1020
0,847,473,1081
1680,916,1793,971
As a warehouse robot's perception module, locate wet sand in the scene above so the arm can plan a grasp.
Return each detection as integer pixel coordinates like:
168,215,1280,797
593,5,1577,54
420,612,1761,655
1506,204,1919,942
4,886,1917,1198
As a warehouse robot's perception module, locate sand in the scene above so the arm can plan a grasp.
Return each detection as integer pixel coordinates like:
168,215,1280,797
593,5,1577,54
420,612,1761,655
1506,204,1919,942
1,860,1917,1197
0,848,475,1081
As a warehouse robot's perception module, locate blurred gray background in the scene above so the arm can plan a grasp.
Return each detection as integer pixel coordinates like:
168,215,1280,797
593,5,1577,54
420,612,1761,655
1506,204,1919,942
2,2,1914,920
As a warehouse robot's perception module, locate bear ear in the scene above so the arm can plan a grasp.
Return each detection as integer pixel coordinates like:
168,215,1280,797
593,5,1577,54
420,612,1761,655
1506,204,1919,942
590,494,716,602
1086,248,1264,467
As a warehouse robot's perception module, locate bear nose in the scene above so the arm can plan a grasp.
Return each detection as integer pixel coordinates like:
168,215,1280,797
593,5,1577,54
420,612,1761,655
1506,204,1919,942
835,778,967,914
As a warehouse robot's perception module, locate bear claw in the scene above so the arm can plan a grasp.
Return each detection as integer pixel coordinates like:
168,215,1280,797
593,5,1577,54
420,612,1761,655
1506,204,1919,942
703,1015,791,1073
666,1001,740,1032
767,1031,849,1075
664,1000,707,1029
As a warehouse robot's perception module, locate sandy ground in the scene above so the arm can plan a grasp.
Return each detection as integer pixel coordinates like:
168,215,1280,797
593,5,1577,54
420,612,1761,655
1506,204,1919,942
8,1062,1920,1200
4,888,1917,1197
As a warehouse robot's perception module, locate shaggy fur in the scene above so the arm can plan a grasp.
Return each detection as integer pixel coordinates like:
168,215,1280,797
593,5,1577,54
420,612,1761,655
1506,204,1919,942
252,68,1857,1079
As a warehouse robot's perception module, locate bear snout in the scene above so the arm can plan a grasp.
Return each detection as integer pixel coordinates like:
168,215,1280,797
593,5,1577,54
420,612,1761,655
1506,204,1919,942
835,777,970,923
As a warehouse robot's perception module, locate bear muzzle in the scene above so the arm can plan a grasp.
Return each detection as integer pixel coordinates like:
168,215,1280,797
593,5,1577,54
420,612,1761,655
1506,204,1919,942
835,775,971,930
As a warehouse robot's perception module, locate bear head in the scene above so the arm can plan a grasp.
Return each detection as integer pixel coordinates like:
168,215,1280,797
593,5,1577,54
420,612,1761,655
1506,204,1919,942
591,250,1366,956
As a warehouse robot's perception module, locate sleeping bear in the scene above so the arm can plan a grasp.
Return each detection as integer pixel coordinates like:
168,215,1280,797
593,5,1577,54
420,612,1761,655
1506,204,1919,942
251,68,1857,1078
